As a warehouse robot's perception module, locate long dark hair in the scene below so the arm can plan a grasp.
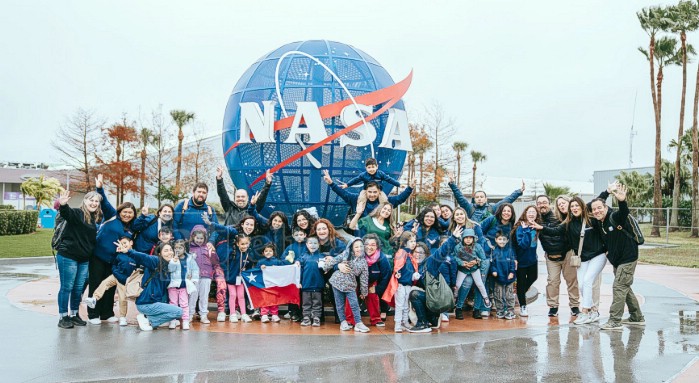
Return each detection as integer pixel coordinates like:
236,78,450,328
267,211,290,233
291,209,316,235
236,215,260,236
494,203,516,225
415,207,437,229
510,205,541,242
116,202,137,225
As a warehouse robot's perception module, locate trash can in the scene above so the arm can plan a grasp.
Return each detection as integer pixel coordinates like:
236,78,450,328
40,208,57,229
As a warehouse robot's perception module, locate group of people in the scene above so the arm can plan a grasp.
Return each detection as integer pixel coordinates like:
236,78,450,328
53,157,644,334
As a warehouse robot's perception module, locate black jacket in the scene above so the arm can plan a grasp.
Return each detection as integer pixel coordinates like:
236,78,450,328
593,201,638,267
56,204,98,262
216,178,270,226
542,217,606,262
538,210,570,257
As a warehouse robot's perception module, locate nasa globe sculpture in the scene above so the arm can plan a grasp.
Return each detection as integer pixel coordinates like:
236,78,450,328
222,40,413,226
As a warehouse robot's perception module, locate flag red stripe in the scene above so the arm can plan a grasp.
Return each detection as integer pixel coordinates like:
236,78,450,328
247,285,300,308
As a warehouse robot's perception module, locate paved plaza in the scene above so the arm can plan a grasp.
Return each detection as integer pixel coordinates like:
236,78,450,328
1,257,698,382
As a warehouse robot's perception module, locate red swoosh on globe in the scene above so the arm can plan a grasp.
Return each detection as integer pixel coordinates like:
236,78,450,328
223,71,413,186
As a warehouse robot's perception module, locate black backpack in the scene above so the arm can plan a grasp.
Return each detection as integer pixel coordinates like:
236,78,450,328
51,217,67,251
609,214,645,246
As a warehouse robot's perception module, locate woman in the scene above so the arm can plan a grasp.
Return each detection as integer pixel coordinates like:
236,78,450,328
350,202,396,256
311,219,346,322
532,196,608,325
131,203,174,253
88,201,136,325
554,195,570,222
247,194,290,259
55,190,103,329
450,206,488,318
404,208,441,251
477,203,516,318
117,241,183,331
511,205,542,317
291,209,316,236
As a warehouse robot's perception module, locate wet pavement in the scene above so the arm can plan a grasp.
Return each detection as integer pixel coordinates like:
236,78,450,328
1,257,699,382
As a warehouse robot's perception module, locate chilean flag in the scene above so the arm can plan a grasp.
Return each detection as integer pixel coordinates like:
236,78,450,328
242,265,301,308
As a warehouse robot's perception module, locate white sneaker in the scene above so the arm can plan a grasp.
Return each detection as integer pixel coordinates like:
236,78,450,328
574,313,590,325
440,313,449,322
169,320,178,329
271,315,281,322
340,320,353,331
82,297,96,309
200,314,210,324
88,318,101,325
182,320,190,330
588,311,600,323
354,322,370,333
118,317,128,326
519,306,528,317
241,314,252,323
394,327,403,333
283,312,291,319
481,311,490,317
217,312,226,322
136,314,152,331
261,315,270,323
229,314,238,323
106,316,119,323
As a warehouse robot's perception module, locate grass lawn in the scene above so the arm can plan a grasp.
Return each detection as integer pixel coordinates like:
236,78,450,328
0,229,53,258
639,224,699,268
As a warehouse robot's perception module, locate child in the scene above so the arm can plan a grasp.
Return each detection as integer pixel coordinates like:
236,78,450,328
298,236,325,327
281,227,307,321
188,225,223,324
341,158,401,190
453,228,491,320
256,243,286,322
381,231,418,333
221,234,253,323
83,235,137,326
166,239,198,330
150,226,174,255
323,238,370,333
490,231,517,319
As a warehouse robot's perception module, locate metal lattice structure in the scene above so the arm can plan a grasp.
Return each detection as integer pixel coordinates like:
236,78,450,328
222,40,407,225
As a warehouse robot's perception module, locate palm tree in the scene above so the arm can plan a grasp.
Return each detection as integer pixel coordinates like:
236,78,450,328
669,1,699,231
543,183,575,199
639,36,682,122
470,150,486,198
452,141,468,187
138,128,153,208
170,109,195,194
20,175,64,211
615,171,654,208
638,5,673,236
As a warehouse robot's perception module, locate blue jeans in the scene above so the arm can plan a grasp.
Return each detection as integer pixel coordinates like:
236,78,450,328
56,254,89,316
473,259,491,311
137,302,183,328
456,273,475,309
332,287,360,323
408,289,439,327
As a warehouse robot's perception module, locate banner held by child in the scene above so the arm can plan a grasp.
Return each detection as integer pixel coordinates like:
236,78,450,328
242,264,301,309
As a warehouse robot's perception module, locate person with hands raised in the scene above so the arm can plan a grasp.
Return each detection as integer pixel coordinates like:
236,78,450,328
55,189,103,329
131,203,175,253
215,165,272,226
94,173,116,222
447,173,524,223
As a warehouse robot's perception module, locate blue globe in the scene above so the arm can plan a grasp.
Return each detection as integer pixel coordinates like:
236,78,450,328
222,40,407,226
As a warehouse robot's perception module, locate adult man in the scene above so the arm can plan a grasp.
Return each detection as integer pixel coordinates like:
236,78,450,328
448,179,525,222
591,184,645,330
215,165,273,226
323,169,415,219
173,182,218,240
536,195,579,318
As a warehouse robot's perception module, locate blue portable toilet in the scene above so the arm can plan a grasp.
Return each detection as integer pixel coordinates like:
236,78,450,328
40,208,57,229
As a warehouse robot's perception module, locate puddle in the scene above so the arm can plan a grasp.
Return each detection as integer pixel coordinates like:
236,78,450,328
680,311,698,334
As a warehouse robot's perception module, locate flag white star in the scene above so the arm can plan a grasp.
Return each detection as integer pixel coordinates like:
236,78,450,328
246,273,257,283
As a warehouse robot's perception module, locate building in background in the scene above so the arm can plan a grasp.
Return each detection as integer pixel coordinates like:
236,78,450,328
0,161,82,209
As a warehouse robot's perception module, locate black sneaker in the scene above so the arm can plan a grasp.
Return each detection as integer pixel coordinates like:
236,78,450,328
473,310,482,319
408,324,432,333
58,316,74,329
291,314,301,322
70,315,87,326
455,308,464,320
571,307,580,317
548,307,559,317
464,303,474,312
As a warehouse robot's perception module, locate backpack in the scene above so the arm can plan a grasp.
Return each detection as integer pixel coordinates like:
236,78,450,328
51,218,67,251
178,198,213,225
425,270,454,312
609,214,645,246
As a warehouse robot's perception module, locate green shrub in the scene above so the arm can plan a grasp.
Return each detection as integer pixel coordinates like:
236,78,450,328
0,205,14,210
0,210,39,235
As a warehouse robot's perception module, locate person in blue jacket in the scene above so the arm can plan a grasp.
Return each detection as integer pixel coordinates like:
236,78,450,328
220,234,254,323
131,203,174,253
406,226,463,333
88,200,136,325
340,157,402,190
280,227,307,321
447,174,525,223
298,236,326,327
173,182,218,240
247,192,290,260
116,241,183,331
404,207,442,252
511,205,541,318
489,231,517,319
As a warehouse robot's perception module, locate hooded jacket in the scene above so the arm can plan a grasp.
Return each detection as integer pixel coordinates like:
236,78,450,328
323,238,369,295
448,182,522,223
112,253,138,285
299,250,325,292
513,226,538,268
126,250,170,305
173,198,218,240
454,241,486,273
190,225,220,279
489,246,517,285
217,178,271,226
132,214,173,253
56,204,98,263
94,218,133,264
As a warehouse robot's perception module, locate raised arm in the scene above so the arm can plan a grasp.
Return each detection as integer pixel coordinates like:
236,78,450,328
448,181,475,216
247,200,269,226
216,177,233,212
254,170,273,212
125,249,159,270
491,188,523,213
610,185,629,224
378,170,402,188
325,170,358,206
387,185,414,206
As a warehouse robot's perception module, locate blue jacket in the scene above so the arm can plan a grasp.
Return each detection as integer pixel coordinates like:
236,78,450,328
319,238,346,258
514,226,538,268
132,214,171,253
281,241,306,264
345,170,401,189
403,219,441,251
367,252,391,297
396,247,417,286
439,255,458,288
112,253,137,285
126,250,171,305
221,248,252,285
453,242,486,273
299,251,325,291
173,198,218,240
94,218,133,264
329,182,413,218
448,182,522,223
96,187,116,222
415,235,457,288
480,216,514,257
257,257,286,267
489,246,517,285
247,204,289,255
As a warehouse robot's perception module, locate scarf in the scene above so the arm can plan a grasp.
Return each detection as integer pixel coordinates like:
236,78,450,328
366,249,381,266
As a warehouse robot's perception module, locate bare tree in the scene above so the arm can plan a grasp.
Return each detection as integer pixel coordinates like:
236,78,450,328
51,108,105,192
182,122,216,189
422,103,456,196
148,107,175,206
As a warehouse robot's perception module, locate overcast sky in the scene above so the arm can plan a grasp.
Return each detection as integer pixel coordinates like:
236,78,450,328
0,0,690,183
